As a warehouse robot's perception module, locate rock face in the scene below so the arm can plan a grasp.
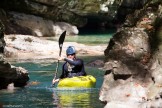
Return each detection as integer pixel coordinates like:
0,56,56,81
100,1,162,107
0,0,149,36
0,10,79,36
7,12,79,36
0,21,29,89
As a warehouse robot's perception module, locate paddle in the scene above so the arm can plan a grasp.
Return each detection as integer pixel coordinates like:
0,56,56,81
52,31,66,86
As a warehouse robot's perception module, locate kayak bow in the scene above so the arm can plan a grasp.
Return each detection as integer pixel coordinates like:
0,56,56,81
58,75,96,88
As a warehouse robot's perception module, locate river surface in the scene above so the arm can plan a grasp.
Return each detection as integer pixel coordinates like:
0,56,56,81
0,30,115,108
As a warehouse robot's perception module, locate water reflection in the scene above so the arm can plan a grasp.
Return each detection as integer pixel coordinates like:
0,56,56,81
52,89,98,108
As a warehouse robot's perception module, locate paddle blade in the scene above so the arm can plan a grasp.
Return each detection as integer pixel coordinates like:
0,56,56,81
59,31,66,48
58,31,66,56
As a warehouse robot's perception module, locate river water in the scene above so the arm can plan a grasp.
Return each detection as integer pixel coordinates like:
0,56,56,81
0,29,115,108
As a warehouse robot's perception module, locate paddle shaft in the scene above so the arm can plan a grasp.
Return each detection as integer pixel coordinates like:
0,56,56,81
54,60,59,79
54,47,62,80
53,31,66,86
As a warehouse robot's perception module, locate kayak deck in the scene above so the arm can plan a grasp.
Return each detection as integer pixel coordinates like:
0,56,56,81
58,75,96,88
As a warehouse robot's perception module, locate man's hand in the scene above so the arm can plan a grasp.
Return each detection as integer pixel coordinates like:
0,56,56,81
52,78,60,85
58,56,65,61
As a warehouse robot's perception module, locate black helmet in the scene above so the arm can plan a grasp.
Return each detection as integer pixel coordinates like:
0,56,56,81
66,46,76,55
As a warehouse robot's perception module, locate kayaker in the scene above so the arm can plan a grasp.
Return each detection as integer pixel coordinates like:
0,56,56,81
52,46,86,84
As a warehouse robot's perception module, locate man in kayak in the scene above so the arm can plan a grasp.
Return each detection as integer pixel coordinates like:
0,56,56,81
52,46,86,84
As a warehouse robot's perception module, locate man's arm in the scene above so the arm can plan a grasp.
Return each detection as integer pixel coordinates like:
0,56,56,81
64,58,82,66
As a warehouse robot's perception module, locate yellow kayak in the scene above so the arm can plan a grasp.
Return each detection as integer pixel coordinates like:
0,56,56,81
58,75,96,88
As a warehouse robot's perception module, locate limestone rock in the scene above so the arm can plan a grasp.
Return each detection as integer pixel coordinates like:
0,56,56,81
100,1,162,107
9,12,79,36
0,0,148,35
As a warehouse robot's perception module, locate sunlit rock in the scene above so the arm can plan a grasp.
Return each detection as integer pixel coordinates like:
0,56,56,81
9,12,79,36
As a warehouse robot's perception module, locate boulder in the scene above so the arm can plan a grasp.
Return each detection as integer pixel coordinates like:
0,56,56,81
0,20,29,89
100,1,162,107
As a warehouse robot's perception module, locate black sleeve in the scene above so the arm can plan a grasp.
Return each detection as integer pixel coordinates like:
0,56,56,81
64,58,82,66
59,63,65,79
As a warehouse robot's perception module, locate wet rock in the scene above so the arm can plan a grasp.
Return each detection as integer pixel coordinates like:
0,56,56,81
12,66,29,87
0,20,29,89
0,60,29,89
87,60,104,67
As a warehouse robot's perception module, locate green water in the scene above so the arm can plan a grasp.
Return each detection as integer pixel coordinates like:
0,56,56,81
0,61,105,108
0,30,114,108
48,29,115,45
